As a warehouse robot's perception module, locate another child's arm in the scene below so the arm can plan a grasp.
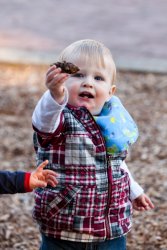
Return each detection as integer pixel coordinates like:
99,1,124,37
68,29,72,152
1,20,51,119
28,160,59,190
0,170,26,194
121,161,154,211
0,160,58,194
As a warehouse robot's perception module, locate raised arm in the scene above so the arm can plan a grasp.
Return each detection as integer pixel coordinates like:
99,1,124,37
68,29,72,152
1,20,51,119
32,65,69,133
32,89,68,133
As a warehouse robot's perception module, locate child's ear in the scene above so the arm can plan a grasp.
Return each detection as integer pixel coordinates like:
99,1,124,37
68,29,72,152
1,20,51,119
109,85,116,96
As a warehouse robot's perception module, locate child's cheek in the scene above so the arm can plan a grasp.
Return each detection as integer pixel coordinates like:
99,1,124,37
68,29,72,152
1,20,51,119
67,89,79,106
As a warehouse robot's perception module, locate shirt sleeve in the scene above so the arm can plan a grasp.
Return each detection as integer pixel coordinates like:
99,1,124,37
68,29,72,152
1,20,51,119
0,171,31,194
32,89,68,133
121,161,144,200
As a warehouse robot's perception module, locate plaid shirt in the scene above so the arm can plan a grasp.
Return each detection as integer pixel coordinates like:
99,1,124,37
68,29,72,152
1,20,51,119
33,105,132,242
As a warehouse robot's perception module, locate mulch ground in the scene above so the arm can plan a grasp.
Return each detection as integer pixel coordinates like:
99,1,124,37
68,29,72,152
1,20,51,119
0,64,167,250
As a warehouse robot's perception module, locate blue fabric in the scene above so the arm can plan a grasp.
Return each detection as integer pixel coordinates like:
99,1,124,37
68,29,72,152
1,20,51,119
40,234,126,250
94,96,139,154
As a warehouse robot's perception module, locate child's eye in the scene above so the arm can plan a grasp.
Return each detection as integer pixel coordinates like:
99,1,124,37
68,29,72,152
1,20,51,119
72,73,84,78
94,76,104,81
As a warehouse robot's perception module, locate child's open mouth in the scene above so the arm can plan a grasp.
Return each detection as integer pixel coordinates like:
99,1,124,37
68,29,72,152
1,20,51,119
79,92,94,99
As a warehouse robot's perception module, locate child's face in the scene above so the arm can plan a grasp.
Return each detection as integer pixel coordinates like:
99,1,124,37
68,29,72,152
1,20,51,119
65,58,116,115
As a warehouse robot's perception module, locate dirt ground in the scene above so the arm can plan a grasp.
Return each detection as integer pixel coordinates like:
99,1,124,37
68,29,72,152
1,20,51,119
0,64,167,250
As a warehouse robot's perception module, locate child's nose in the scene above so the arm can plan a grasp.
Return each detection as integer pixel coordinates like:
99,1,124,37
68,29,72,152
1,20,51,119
81,77,94,88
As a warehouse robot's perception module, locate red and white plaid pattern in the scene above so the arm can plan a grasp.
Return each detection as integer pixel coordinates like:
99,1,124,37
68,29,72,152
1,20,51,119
33,105,132,241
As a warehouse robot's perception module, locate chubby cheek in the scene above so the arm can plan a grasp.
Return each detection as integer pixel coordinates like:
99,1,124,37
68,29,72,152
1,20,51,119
93,101,105,114
67,87,79,106
92,94,110,114
97,91,110,105
68,94,76,106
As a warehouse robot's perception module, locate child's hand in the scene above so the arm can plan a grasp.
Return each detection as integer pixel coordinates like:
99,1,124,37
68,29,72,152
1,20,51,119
45,65,69,104
132,193,154,211
29,160,59,190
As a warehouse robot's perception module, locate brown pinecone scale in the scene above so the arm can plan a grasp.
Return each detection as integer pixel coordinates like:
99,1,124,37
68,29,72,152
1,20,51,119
50,61,79,74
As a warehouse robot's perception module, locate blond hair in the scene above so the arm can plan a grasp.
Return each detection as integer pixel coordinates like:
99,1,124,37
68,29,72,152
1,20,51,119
58,39,116,84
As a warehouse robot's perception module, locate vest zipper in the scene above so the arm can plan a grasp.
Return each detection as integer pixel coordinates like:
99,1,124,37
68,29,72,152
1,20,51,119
105,157,112,239
87,111,112,239
74,108,112,239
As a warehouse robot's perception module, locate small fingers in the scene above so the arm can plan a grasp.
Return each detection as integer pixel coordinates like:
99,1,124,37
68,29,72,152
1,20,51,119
133,201,153,211
149,202,155,209
48,73,68,86
145,203,154,210
133,205,146,211
34,180,47,188
46,65,60,77
42,169,59,177
145,197,155,209
47,179,58,187
46,65,69,84
37,160,49,171
46,67,62,82
46,174,59,183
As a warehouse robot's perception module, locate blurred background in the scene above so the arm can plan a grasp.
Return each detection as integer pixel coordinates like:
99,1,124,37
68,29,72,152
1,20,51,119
0,0,167,249
0,0,167,71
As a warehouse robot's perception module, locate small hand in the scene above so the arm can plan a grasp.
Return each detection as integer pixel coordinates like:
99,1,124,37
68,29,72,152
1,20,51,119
29,160,59,190
132,193,154,211
46,65,69,103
